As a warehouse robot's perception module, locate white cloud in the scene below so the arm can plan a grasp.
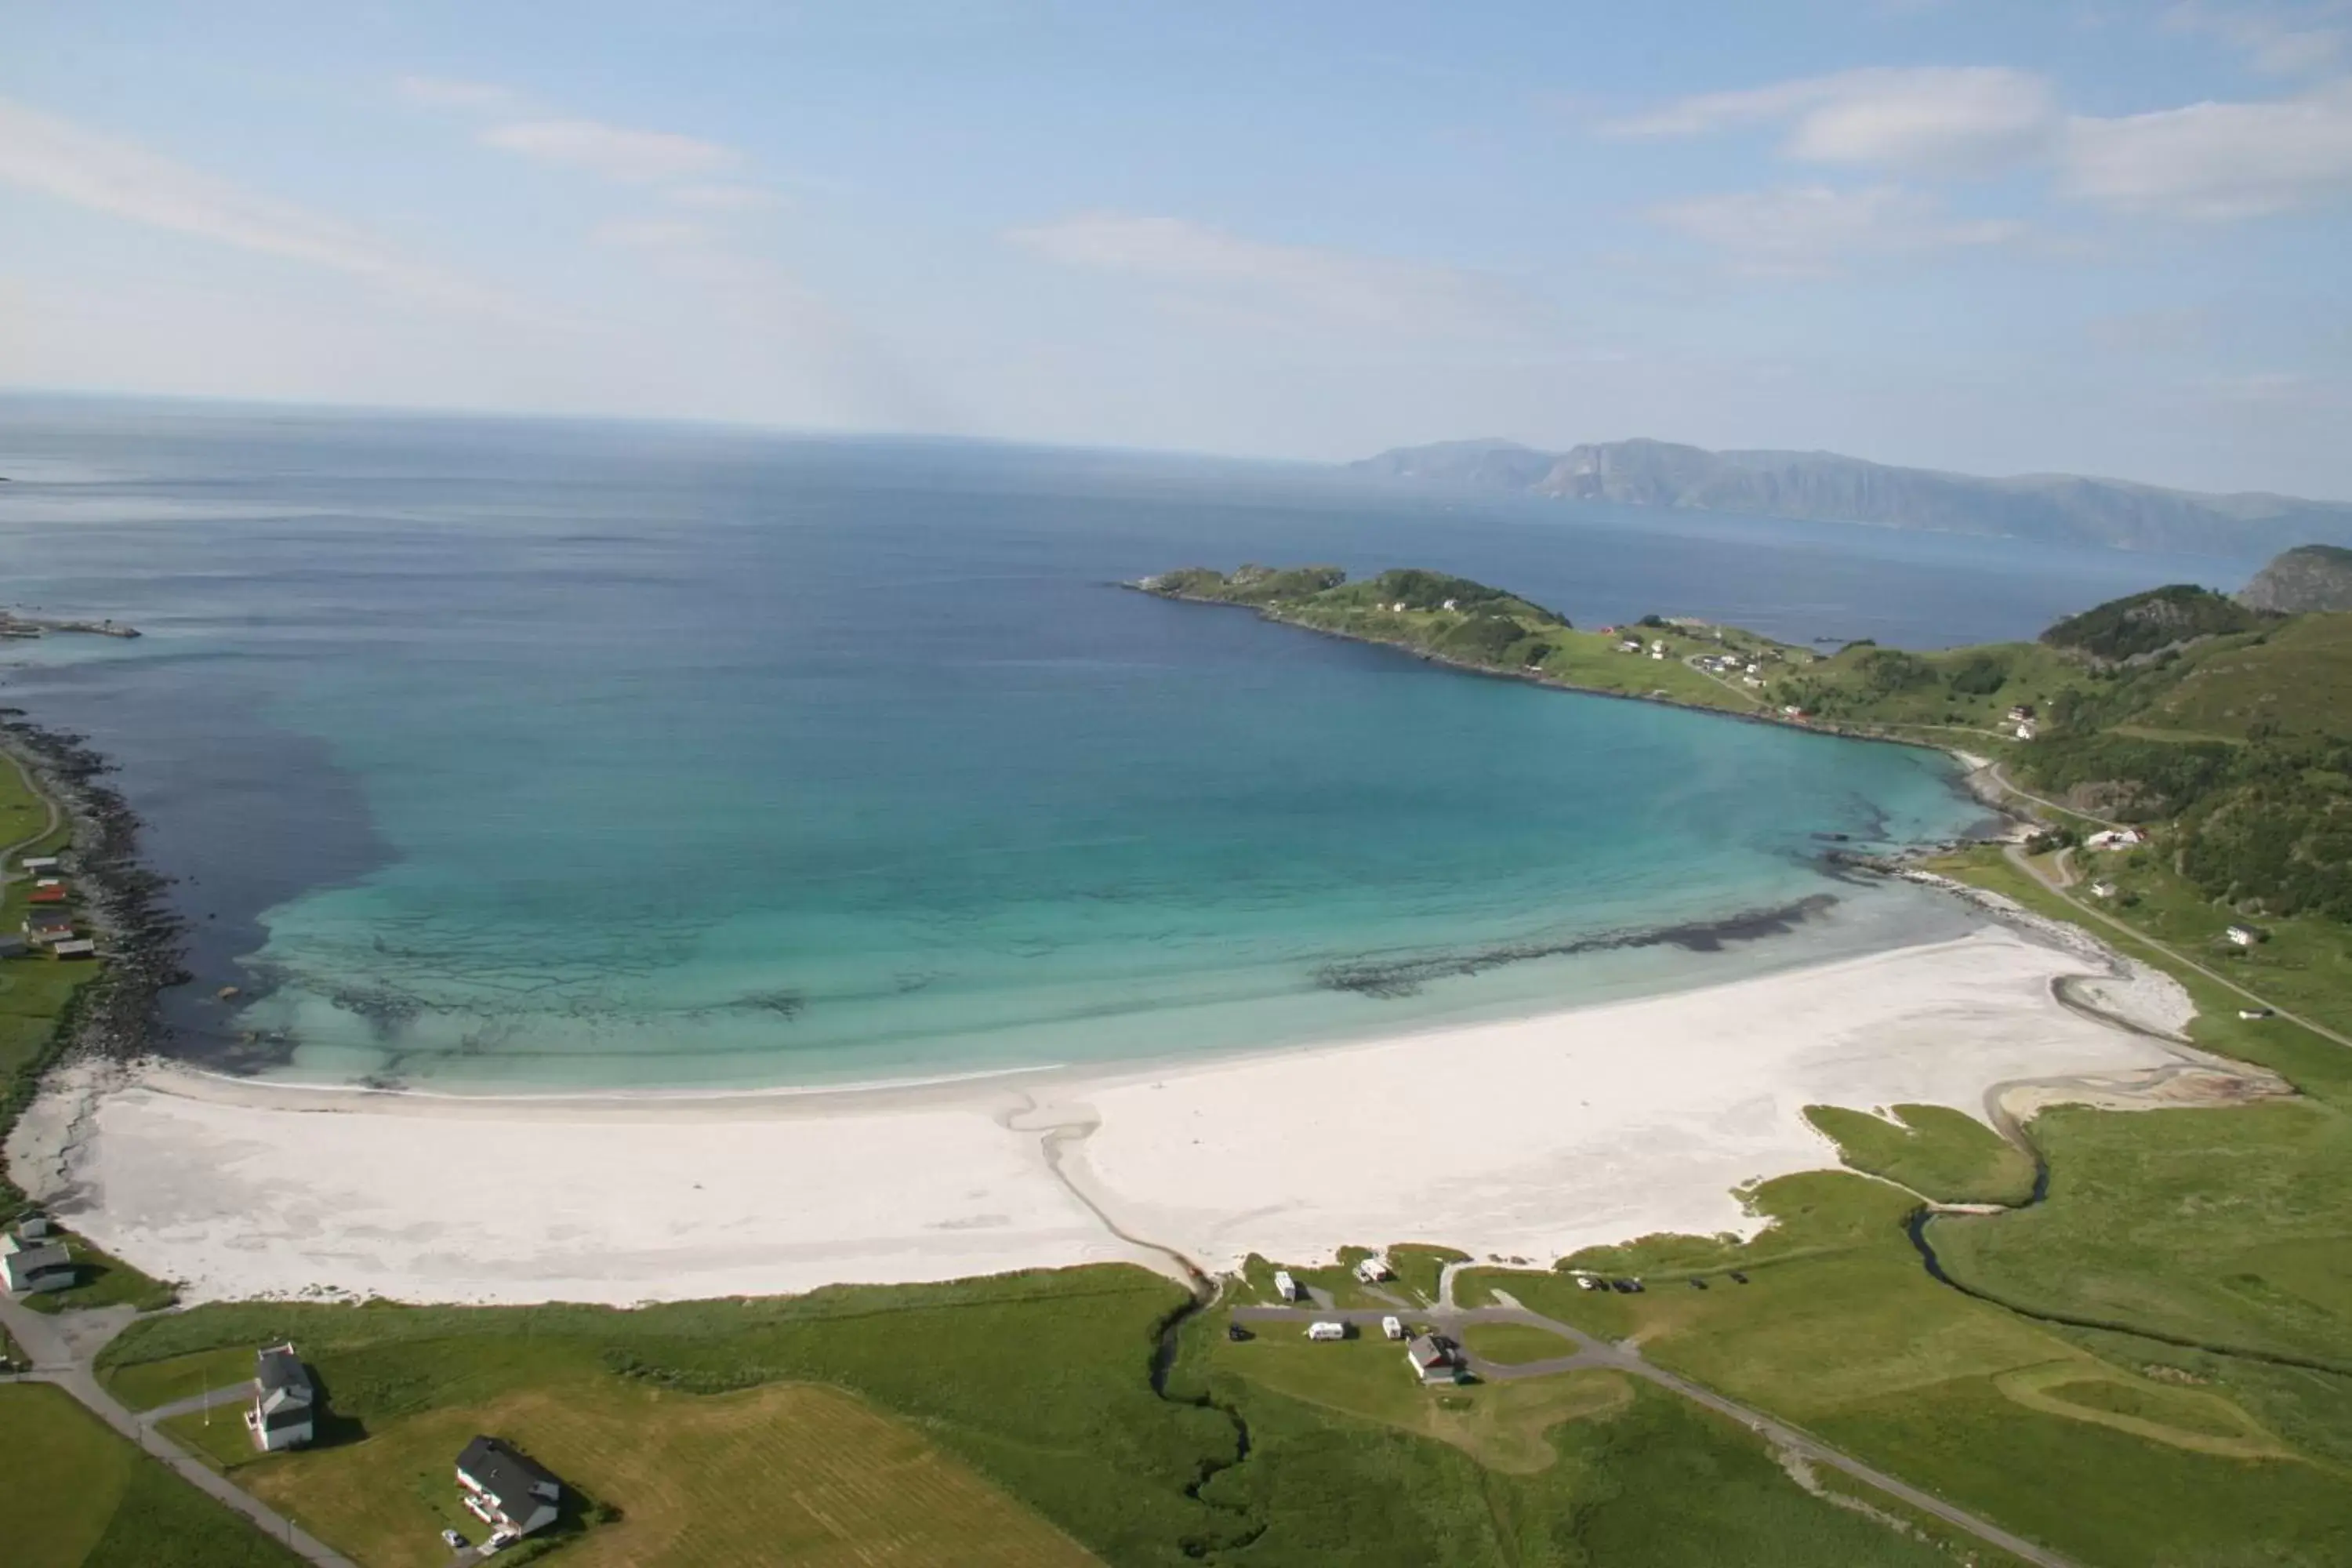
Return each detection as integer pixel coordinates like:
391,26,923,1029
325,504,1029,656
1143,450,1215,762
0,95,492,309
2165,2,2347,76
1004,212,1537,335
666,182,784,212
2062,82,2352,217
394,75,524,114
479,118,737,183
1647,184,2024,276
592,217,714,249
1606,67,2062,176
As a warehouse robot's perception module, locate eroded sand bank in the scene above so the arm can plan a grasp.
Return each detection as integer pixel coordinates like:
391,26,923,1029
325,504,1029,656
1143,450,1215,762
9,926,2187,1305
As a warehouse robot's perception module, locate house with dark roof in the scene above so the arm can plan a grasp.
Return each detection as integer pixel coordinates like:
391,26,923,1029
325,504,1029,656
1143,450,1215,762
456,1436,563,1540
24,910,74,943
1,1233,73,1294
245,1343,317,1451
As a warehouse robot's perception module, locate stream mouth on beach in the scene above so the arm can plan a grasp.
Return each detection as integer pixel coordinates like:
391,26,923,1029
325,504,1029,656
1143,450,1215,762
2,405,2223,1096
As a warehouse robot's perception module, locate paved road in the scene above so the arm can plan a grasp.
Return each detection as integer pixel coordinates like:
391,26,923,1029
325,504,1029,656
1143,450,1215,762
1984,761,2125,830
2002,840,2352,1052
0,1291,358,1567
1231,1298,2081,1568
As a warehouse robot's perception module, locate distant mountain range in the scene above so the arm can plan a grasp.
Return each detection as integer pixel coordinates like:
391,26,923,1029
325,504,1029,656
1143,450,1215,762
1348,437,2352,557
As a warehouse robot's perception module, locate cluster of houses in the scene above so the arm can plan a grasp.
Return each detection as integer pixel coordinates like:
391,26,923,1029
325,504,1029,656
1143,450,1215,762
1,1213,74,1295
1692,651,1766,688
10,855,95,960
2005,704,2039,741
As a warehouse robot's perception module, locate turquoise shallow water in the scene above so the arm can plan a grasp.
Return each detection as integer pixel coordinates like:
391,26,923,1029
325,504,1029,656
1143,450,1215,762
0,402,2244,1090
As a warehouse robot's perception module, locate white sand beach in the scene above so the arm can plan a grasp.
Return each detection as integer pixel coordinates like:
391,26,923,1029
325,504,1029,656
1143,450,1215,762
9,925,2189,1306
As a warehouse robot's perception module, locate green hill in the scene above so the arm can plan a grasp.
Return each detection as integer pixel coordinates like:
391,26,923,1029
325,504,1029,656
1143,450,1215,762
2040,584,2270,662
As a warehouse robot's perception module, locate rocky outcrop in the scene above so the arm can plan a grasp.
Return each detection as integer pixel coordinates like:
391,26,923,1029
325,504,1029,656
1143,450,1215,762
2238,544,2352,613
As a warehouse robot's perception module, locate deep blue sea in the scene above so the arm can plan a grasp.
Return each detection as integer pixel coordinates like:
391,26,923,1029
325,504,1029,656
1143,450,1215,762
0,398,2258,1090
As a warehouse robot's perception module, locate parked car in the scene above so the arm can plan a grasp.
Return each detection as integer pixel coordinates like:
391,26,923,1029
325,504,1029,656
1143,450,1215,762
441,1529,468,1550
1226,1321,1252,1342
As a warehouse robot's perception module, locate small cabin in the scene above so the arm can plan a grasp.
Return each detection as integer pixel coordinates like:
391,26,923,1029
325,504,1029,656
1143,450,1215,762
1404,1334,1461,1385
19,857,60,877
1,1235,73,1294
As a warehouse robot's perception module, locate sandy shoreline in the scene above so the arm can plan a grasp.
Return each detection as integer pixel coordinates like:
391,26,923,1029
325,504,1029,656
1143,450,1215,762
9,924,2195,1306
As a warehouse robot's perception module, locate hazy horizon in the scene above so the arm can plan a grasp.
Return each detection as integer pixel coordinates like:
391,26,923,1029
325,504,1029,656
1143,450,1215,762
5,2,2352,498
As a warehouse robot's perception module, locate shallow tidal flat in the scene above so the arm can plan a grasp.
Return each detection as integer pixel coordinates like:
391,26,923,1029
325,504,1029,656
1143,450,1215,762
19,927,2183,1304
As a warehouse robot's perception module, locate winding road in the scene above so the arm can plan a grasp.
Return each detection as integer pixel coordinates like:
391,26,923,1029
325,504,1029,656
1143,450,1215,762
1229,1298,2082,1568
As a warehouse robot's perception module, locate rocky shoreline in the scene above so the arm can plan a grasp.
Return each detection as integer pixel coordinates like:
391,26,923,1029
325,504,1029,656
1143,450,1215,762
0,711,188,1065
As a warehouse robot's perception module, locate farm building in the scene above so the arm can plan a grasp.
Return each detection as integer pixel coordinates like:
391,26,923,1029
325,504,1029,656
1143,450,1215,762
1,1234,73,1294
1404,1334,1462,1386
456,1436,564,1540
247,1344,318,1452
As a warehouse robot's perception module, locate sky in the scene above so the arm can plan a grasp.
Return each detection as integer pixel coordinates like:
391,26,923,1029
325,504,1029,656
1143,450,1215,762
5,2,2352,497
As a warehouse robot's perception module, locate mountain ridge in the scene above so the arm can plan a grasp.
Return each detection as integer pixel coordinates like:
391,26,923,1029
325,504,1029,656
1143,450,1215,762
1348,437,2352,556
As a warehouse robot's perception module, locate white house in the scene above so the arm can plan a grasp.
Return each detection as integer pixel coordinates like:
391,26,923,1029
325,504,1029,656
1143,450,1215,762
2085,828,2147,851
1272,1269,1301,1302
245,1344,317,1452
2227,926,2259,947
2089,881,2118,899
2013,721,2038,741
1404,1334,1462,1385
1,1232,72,1294
1352,1255,1392,1285
456,1436,563,1540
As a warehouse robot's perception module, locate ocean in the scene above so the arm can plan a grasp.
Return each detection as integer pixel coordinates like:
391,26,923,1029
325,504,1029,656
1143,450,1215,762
0,397,2256,1091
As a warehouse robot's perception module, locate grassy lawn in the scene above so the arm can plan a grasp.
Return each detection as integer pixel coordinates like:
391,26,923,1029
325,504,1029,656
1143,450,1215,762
18,1226,178,1315
1182,1312,1969,1566
1457,1171,2352,1566
98,1265,1247,1566
0,1382,305,1568
109,1345,259,1413
0,750,96,1221
1804,1102,2038,1207
1459,1321,1579,1365
1383,1242,1468,1305
232,1374,1098,1568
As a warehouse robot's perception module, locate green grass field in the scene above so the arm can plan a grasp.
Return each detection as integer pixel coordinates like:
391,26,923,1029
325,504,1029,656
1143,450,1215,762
1804,1102,2038,1207
101,1265,1247,1566
1460,1167,2352,1566
0,1383,305,1568
1181,1312,1974,1566
0,748,97,1221
1459,1321,1579,1365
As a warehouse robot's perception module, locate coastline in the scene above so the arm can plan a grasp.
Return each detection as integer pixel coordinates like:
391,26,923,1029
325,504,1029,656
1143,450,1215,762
1127,580,2027,838
11,924,2197,1307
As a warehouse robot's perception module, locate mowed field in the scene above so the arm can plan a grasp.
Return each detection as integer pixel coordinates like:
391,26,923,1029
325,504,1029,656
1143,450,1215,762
0,1383,303,1568
235,1375,1097,1568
